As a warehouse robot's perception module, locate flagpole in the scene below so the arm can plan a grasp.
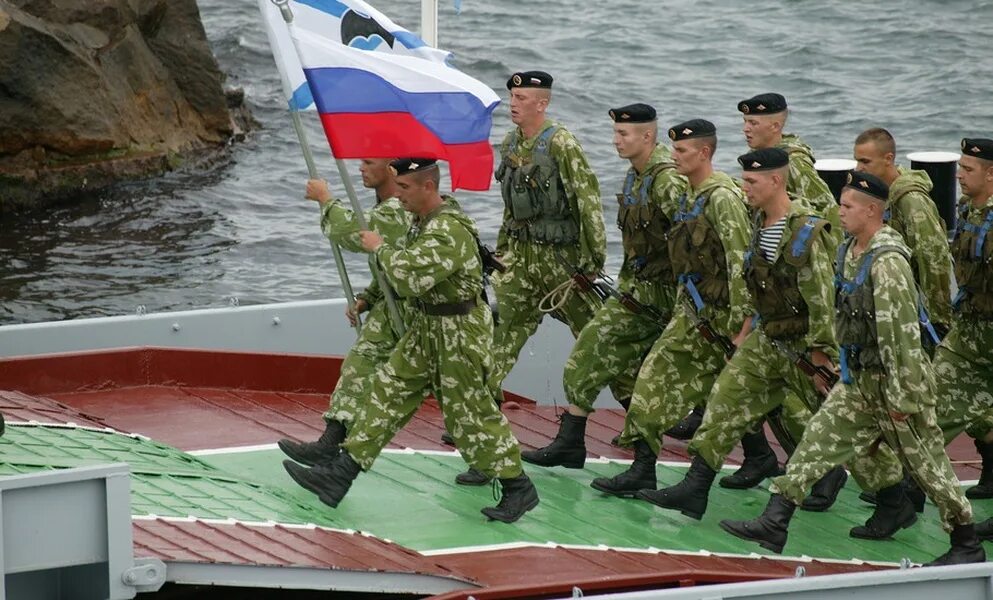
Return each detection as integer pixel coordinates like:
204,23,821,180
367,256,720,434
420,0,438,46
289,110,361,332
273,0,406,337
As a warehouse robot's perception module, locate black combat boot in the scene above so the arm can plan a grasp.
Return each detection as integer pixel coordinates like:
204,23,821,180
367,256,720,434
521,412,588,468
800,466,849,512
590,440,657,497
665,406,704,440
860,473,926,513
278,419,346,467
481,473,540,523
849,481,917,540
441,430,455,445
975,517,993,541
966,439,993,499
637,456,718,520
719,494,797,554
719,430,780,489
925,523,986,566
455,467,492,486
283,450,362,508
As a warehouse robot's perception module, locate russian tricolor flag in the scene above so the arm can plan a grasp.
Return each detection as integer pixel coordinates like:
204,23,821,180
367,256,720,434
259,0,500,192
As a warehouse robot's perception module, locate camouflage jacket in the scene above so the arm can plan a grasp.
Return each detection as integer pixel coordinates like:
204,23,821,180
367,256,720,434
841,226,934,413
750,202,837,357
888,167,953,326
778,133,841,236
321,196,411,306
496,119,606,273
681,170,754,332
617,143,686,284
375,196,483,305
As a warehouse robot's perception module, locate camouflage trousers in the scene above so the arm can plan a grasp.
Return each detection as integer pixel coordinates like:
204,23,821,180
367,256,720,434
341,303,523,479
771,373,973,531
690,331,901,492
618,302,734,455
689,331,821,469
850,319,993,491
563,278,675,412
323,301,401,428
491,239,601,389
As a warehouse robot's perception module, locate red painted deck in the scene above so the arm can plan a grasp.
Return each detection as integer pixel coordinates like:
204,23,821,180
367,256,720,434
2,346,981,597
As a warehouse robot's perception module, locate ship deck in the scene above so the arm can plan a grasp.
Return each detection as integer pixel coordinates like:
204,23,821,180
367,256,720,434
1,346,988,598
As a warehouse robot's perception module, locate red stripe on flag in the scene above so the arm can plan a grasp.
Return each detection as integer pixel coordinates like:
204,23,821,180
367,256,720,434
318,113,494,192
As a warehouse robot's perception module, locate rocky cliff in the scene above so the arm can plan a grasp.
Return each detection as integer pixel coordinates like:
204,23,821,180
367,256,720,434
0,0,251,211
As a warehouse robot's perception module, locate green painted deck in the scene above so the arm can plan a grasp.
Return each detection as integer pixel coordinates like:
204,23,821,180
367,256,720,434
3,422,988,567
205,447,992,565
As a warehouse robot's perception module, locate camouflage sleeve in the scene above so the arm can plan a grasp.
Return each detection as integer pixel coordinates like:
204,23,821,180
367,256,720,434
789,155,840,233
552,130,606,273
872,252,933,414
356,266,383,306
319,200,366,253
375,217,473,298
897,192,954,327
651,168,686,219
495,131,513,256
708,187,754,327
798,228,838,359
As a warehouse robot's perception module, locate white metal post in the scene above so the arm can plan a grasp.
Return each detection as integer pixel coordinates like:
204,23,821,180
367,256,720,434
420,0,439,46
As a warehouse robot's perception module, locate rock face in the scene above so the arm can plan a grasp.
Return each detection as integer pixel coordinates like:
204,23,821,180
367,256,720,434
0,0,251,211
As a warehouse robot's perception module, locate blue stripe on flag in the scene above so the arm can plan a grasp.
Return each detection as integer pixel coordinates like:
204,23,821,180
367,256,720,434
303,66,495,144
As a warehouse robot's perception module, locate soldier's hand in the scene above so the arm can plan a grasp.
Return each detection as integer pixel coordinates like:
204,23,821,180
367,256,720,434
305,179,333,204
346,298,368,327
359,230,383,252
889,411,910,422
810,350,836,395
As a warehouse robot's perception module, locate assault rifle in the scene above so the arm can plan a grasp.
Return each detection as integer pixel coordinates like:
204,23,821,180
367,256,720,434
767,336,839,393
477,241,507,276
554,253,668,323
684,308,737,360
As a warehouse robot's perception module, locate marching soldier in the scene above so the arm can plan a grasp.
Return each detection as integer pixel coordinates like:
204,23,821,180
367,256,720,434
279,160,410,468
720,171,985,566
589,119,753,497
284,159,539,523
521,103,684,469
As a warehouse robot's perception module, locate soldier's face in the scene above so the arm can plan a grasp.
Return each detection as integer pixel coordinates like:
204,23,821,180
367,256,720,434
672,139,706,175
509,89,548,126
742,115,779,149
359,159,392,188
853,142,892,180
958,155,993,198
839,190,877,237
741,171,776,208
613,123,651,159
395,175,429,213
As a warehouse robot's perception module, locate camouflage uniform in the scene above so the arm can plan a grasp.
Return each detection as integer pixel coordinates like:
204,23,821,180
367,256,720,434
491,120,607,389
770,227,973,532
886,167,953,329
779,133,841,244
319,198,410,427
340,198,523,478
562,144,683,412
689,203,839,470
617,171,752,454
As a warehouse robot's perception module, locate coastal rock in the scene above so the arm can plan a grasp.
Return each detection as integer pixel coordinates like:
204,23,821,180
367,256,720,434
0,0,252,212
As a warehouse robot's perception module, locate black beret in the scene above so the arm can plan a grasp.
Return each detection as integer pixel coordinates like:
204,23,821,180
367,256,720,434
507,71,553,90
608,103,656,123
844,170,889,202
738,93,788,115
738,148,789,171
668,119,716,141
389,158,437,176
961,138,993,161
